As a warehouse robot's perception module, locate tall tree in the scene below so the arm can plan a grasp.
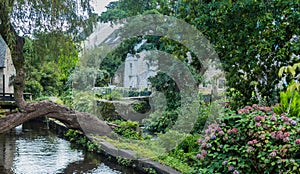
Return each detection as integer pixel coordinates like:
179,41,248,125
102,0,300,108
24,32,79,98
0,1,113,135
160,0,300,107
0,0,97,109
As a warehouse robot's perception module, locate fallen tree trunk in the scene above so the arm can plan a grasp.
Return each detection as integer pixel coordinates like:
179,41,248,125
0,100,112,136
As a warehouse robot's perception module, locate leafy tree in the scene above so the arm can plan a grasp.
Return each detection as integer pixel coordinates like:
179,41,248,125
24,33,78,98
99,0,158,23
162,0,300,108
102,0,300,109
32,32,79,81
0,0,97,109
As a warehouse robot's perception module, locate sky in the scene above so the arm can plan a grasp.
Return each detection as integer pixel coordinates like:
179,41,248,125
90,0,115,14
84,0,119,48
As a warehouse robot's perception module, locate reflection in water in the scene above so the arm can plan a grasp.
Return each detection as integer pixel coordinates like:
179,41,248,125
0,130,15,174
0,121,136,174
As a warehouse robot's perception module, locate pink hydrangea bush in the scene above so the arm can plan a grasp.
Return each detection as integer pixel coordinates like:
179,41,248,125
196,105,300,174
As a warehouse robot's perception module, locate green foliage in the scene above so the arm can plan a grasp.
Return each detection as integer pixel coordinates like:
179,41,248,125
103,91,123,100
24,80,43,98
111,120,142,140
100,0,157,23
148,72,180,110
103,0,300,108
144,99,210,134
39,62,64,96
60,88,73,107
64,129,101,153
141,72,182,133
143,168,157,174
72,91,96,113
226,88,249,110
191,102,210,134
31,32,79,81
278,63,300,92
158,134,200,173
143,110,178,133
274,91,300,117
0,0,97,107
0,0,97,45
157,155,194,174
24,35,78,99
116,156,133,167
276,63,300,117
172,0,300,107
132,101,149,113
195,105,300,173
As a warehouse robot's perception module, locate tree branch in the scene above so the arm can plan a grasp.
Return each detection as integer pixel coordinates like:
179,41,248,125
0,100,113,136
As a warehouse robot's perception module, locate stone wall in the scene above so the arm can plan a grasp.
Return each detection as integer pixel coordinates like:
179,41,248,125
0,38,16,94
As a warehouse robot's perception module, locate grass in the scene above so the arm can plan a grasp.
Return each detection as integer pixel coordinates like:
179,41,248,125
93,135,194,173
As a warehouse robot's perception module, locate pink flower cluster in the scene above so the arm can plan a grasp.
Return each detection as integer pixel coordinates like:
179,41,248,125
247,139,258,145
270,131,290,142
196,123,228,160
227,128,238,134
295,139,300,144
196,153,203,160
270,113,277,121
233,170,240,174
254,115,267,122
269,150,277,158
237,105,253,114
196,149,208,160
238,105,272,114
279,115,297,126
252,104,272,112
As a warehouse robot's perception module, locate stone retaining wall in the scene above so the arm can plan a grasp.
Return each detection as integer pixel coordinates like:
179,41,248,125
48,119,181,174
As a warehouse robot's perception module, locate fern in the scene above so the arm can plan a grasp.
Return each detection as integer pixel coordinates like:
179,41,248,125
274,91,300,117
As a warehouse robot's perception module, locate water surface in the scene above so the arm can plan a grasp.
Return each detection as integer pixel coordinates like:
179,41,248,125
0,121,138,174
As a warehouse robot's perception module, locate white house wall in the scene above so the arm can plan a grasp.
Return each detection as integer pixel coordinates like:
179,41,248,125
123,52,157,89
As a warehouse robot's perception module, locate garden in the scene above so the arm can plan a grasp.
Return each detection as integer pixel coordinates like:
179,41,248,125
84,63,300,174
0,0,299,173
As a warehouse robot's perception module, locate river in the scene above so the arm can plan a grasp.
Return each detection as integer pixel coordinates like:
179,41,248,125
0,120,138,174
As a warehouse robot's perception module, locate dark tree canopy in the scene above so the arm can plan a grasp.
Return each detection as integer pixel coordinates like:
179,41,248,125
101,0,300,108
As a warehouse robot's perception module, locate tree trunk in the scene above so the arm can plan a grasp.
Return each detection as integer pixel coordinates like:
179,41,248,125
10,24,27,110
0,4,114,135
0,20,27,109
0,100,113,136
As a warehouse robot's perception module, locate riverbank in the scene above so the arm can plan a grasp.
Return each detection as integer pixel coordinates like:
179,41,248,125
0,119,129,174
48,118,181,174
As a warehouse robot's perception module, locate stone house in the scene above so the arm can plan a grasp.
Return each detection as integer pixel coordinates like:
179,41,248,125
121,52,157,89
0,36,16,94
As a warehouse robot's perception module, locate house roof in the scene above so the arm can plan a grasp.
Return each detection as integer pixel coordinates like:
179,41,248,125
0,36,6,68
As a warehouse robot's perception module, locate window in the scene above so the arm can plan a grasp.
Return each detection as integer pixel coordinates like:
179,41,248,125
130,63,133,74
218,79,225,89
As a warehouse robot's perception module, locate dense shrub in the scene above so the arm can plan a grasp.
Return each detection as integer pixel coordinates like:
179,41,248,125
165,134,200,172
132,101,150,113
72,91,96,113
105,91,123,100
25,80,43,98
143,110,178,133
191,103,210,134
195,105,300,173
111,120,142,140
